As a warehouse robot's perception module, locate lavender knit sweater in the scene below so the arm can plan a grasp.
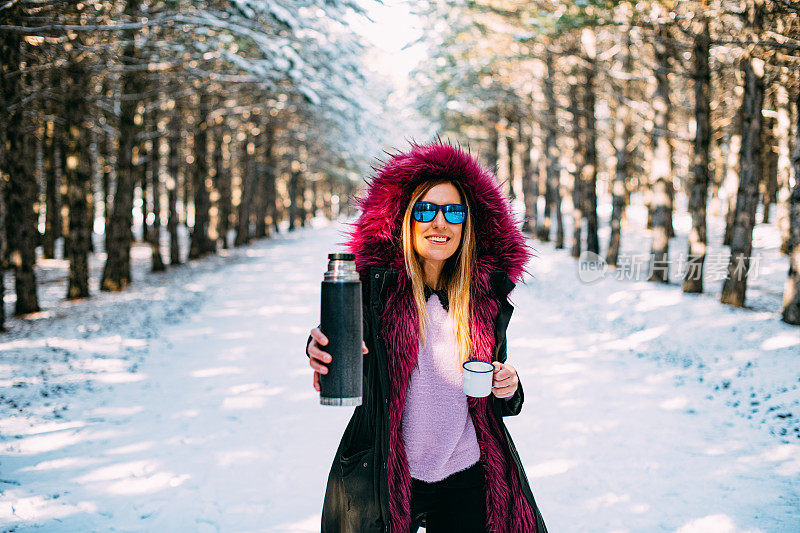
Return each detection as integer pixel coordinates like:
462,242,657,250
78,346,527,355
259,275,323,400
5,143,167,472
401,292,481,483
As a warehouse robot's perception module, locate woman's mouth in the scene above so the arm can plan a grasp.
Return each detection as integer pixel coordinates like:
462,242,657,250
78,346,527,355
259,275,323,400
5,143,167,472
426,235,450,245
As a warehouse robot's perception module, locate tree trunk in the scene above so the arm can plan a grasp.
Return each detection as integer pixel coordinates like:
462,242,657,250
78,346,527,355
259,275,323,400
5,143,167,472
0,153,7,328
181,163,190,227
2,15,40,314
520,120,538,233
540,178,552,241
60,130,73,261
167,109,181,265
485,106,499,174
648,25,674,282
43,118,59,259
102,128,113,236
721,57,765,307
214,128,231,249
189,95,214,259
582,30,600,256
775,82,793,254
298,169,308,228
569,78,584,258
311,178,319,221
607,31,634,267
683,14,711,293
711,133,724,207
648,176,671,282
149,129,165,272
723,132,742,246
87,126,101,255
267,122,278,236
139,130,150,244
64,59,92,300
649,23,676,239
0,173,5,330
253,155,267,239
270,166,281,234
322,175,333,220
761,91,778,224
235,136,253,247
505,119,516,200
255,120,276,238
288,168,300,231
554,171,564,249
607,101,630,267
101,2,139,291
540,50,560,244
782,86,800,324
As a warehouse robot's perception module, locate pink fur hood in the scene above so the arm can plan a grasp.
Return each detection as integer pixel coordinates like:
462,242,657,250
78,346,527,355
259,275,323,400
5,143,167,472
346,138,531,283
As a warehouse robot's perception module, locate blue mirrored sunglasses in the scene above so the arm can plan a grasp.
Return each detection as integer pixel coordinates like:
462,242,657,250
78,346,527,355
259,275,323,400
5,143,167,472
412,201,468,224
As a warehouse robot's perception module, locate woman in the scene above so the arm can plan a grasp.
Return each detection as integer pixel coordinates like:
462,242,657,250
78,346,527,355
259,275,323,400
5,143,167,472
306,139,548,533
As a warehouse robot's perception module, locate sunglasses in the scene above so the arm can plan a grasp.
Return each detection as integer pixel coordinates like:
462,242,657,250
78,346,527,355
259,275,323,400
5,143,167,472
412,201,468,224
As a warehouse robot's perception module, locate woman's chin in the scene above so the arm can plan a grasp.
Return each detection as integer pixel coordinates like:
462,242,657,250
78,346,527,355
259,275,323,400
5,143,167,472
419,247,457,262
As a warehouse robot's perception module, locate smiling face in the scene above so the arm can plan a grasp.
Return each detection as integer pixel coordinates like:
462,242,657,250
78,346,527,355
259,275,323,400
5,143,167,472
412,182,464,272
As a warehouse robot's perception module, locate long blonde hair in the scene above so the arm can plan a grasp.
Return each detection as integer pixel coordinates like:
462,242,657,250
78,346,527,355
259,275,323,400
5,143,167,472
401,179,477,364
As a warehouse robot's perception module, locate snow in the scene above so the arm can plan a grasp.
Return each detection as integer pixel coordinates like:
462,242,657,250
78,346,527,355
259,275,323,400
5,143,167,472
1,196,799,531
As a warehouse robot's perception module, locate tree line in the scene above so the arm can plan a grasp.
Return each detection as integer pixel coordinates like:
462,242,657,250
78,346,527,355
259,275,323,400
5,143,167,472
0,0,386,331
410,0,800,325
3,0,799,333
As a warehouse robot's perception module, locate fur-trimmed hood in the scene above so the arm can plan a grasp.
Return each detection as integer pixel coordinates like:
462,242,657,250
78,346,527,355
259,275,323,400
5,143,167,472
343,139,539,533
346,138,532,284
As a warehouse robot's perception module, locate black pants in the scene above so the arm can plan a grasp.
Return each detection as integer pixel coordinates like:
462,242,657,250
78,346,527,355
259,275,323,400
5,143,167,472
409,461,487,533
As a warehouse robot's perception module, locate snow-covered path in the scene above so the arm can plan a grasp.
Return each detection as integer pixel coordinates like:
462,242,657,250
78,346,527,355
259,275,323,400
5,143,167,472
1,223,799,532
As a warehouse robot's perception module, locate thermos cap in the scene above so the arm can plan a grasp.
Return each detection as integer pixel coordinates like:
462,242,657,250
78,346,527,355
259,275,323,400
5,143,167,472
328,253,355,261
325,252,359,282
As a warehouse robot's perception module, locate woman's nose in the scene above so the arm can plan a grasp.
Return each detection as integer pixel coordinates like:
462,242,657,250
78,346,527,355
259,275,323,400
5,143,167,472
431,210,448,227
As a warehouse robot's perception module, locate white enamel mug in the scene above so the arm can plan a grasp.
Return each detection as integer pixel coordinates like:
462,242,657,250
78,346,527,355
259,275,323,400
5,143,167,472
462,360,494,397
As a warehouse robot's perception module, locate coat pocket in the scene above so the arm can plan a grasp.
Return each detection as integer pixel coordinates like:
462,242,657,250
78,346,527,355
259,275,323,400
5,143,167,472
339,446,375,515
339,446,372,480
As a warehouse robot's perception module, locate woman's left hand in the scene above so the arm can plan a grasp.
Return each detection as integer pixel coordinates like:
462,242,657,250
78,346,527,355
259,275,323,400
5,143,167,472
491,362,519,399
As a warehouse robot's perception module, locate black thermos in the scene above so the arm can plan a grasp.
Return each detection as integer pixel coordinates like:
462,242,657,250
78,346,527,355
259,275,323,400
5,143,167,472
319,253,363,406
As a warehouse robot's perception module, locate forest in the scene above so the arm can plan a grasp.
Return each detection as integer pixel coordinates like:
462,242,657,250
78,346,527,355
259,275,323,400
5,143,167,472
408,0,800,325
1,0,388,331
1,0,799,329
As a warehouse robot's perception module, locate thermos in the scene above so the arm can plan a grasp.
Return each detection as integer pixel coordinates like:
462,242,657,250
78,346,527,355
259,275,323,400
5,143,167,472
319,253,363,406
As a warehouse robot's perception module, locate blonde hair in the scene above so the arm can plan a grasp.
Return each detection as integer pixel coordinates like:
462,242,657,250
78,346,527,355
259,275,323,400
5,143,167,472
401,179,476,364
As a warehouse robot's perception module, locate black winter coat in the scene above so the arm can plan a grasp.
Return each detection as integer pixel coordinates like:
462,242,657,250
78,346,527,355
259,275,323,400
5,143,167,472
308,266,549,533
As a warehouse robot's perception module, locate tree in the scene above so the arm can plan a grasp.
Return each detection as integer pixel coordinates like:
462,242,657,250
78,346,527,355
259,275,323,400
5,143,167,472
166,102,183,266
541,49,563,245
101,0,142,291
721,1,766,307
189,93,214,259
64,52,92,300
2,3,40,314
581,28,600,257
684,9,712,293
607,24,634,267
148,113,166,272
781,86,800,324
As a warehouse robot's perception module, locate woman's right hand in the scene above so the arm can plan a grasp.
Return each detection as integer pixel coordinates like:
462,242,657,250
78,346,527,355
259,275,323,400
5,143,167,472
307,327,368,392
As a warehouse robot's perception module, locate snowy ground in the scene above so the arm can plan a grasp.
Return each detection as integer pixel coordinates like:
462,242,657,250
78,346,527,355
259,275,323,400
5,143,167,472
0,195,799,532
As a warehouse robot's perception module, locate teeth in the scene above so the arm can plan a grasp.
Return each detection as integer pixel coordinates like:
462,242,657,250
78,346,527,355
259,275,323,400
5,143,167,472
428,236,448,243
